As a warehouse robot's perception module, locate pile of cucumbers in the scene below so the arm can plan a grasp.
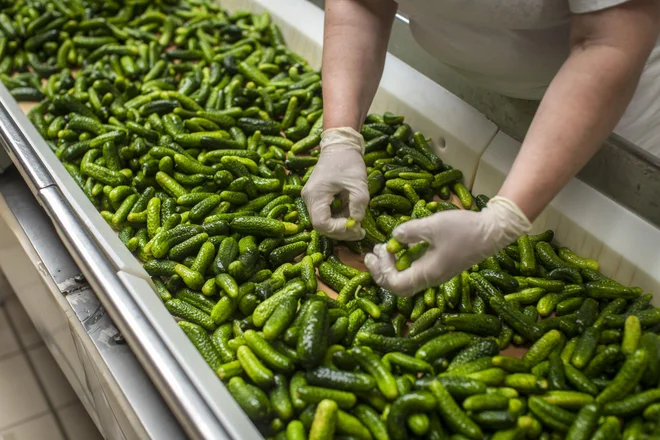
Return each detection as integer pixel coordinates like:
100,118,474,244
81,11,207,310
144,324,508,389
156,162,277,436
2,0,660,438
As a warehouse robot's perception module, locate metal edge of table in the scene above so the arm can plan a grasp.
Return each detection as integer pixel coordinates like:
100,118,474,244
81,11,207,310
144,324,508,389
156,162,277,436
578,133,660,225
0,89,233,439
0,167,186,440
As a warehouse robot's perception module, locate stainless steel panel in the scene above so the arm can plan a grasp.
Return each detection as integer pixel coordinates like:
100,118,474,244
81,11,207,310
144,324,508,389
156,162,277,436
37,187,228,440
0,92,54,190
0,169,80,285
0,169,186,439
578,134,660,228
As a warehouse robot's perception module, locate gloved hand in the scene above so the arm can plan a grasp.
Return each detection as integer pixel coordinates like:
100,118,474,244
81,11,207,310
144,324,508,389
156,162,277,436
301,127,370,241
364,196,531,296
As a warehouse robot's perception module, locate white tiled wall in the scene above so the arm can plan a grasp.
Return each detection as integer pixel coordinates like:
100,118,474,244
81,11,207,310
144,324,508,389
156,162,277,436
0,272,104,440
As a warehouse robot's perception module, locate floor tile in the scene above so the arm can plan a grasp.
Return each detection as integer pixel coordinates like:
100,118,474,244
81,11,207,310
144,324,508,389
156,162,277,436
27,345,78,409
0,309,19,359
3,296,41,349
0,414,65,440
0,354,49,429
57,403,103,440
0,270,13,303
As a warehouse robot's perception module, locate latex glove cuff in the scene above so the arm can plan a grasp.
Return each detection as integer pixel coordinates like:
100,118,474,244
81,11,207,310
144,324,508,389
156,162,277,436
320,127,365,155
482,196,532,244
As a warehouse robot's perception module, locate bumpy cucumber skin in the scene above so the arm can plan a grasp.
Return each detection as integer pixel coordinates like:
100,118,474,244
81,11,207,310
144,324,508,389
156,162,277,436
430,380,483,440
387,391,437,440
297,300,328,370
596,348,648,404
227,377,272,423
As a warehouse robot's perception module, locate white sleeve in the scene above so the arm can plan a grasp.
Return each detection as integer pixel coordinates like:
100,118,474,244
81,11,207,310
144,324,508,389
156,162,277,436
569,0,630,14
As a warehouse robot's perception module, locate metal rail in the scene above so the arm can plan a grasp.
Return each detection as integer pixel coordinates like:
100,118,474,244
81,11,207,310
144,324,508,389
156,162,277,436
0,167,184,439
0,88,234,440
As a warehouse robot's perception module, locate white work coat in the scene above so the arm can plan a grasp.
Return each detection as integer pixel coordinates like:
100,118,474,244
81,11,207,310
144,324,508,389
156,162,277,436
394,0,660,154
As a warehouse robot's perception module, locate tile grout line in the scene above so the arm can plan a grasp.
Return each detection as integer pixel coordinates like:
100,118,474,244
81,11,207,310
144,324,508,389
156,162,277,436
0,304,21,362
2,302,72,440
24,351,74,440
0,410,53,433
0,342,21,364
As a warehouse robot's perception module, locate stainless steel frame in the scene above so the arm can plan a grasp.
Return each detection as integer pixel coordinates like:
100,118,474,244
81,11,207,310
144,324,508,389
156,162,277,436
0,82,260,440
0,168,184,439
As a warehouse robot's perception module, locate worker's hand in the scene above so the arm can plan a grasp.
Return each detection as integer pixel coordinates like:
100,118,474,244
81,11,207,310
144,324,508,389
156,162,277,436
301,127,369,241
365,196,531,296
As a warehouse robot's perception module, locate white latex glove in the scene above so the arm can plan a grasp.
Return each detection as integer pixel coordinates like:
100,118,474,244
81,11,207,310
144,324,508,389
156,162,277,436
301,127,369,241
364,196,532,297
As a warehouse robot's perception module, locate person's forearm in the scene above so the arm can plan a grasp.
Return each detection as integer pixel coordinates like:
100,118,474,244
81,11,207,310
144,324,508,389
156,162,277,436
322,0,397,131
499,5,659,221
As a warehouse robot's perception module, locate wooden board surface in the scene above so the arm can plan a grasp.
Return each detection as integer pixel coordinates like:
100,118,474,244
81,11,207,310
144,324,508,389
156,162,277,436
19,102,36,114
